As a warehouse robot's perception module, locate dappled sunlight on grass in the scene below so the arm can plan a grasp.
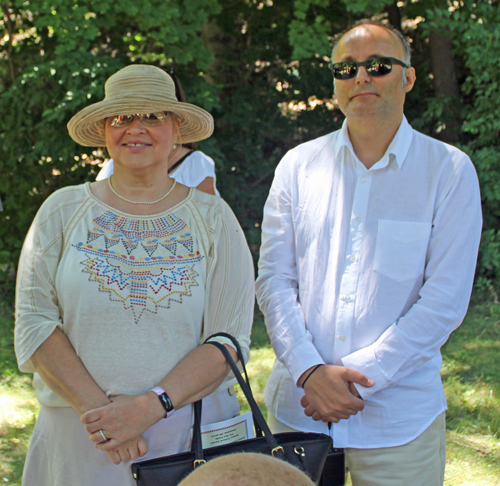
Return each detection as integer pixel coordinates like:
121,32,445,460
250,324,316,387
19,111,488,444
0,377,38,485
0,303,38,485
236,347,274,416
445,437,500,486
442,304,500,483
1,303,500,484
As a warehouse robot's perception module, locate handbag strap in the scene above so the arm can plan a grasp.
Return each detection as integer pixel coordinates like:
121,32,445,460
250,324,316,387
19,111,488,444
203,332,262,436
191,338,283,461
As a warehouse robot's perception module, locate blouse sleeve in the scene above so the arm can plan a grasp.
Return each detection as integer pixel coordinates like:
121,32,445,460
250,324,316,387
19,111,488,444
15,198,66,373
202,200,255,366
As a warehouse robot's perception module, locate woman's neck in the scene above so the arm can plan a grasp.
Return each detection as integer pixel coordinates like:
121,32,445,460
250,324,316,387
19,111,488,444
168,145,192,170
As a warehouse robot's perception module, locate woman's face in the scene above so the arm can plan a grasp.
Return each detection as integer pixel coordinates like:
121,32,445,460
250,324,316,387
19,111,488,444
104,112,179,174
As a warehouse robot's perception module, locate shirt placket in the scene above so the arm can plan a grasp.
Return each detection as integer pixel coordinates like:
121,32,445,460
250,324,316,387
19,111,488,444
333,169,371,444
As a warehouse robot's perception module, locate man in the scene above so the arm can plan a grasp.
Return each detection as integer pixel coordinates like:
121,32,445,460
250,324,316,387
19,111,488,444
255,20,482,486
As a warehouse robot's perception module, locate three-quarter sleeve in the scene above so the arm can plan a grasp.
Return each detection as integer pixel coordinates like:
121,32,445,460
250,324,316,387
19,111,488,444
15,201,65,372
202,200,255,366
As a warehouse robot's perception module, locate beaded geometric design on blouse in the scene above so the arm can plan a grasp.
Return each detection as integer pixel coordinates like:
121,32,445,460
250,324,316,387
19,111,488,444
72,210,204,323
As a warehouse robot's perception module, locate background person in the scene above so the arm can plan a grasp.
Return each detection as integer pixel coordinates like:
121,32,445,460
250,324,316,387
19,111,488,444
96,71,220,196
178,453,315,486
256,20,482,486
15,64,254,486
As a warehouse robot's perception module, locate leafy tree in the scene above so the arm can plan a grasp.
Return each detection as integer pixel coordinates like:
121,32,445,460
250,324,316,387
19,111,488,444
286,0,500,296
0,0,220,299
0,0,499,302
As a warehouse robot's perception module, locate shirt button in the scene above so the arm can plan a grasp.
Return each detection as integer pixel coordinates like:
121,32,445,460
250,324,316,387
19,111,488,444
348,255,356,262
339,336,346,341
341,294,352,302
355,217,362,223
360,179,367,184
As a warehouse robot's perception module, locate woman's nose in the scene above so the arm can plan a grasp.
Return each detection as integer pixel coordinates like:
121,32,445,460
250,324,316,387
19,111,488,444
126,117,147,132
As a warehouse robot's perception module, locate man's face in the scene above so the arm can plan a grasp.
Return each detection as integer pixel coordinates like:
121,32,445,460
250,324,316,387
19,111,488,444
333,25,416,123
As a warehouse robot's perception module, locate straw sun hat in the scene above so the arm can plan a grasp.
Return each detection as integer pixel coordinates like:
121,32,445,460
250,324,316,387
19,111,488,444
67,64,214,147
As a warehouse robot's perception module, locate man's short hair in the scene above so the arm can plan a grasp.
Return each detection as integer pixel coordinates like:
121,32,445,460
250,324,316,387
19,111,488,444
331,19,412,66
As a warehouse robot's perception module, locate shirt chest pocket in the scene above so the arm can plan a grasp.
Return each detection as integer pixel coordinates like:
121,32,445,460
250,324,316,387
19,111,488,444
373,220,431,282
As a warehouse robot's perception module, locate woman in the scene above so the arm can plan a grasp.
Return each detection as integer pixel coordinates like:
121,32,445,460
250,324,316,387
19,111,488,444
14,64,255,486
96,72,220,197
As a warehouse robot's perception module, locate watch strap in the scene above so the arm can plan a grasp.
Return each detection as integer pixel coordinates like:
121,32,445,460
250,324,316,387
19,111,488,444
150,386,175,418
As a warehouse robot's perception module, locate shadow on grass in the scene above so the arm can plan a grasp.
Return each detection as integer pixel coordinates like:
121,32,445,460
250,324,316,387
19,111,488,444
441,304,500,439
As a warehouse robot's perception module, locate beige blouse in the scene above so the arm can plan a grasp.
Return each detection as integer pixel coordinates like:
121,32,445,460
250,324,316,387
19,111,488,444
15,183,254,407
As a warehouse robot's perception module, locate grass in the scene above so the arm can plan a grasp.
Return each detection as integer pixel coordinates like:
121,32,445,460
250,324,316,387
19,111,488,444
1,302,499,485
0,302,38,484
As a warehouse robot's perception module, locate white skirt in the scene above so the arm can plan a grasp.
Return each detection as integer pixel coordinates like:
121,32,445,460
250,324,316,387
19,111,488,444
22,389,240,486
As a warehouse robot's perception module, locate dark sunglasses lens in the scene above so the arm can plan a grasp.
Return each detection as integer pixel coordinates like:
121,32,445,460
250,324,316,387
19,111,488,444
333,62,358,80
366,57,393,76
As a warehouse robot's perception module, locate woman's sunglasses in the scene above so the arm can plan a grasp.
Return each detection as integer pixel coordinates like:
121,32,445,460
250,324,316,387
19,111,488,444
330,57,409,80
110,112,169,128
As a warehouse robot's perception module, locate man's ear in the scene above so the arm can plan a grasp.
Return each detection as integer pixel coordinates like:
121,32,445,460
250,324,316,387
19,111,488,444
404,67,416,92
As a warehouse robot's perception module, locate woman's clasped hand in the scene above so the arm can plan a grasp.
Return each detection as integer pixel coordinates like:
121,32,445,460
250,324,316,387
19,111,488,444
82,394,164,454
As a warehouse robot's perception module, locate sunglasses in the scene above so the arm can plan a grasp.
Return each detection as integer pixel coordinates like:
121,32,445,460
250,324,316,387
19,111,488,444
110,112,169,128
330,57,409,80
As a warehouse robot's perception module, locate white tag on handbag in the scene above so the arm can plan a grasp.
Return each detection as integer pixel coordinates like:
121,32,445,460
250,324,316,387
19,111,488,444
200,412,255,448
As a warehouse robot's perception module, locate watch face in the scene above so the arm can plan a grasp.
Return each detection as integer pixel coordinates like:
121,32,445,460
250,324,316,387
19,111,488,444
159,392,175,412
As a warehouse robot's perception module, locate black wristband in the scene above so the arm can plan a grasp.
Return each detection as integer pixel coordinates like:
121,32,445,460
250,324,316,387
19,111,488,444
301,364,324,389
158,392,174,415
151,387,175,418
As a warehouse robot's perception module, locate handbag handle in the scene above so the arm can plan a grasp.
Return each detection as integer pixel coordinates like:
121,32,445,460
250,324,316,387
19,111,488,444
203,332,263,437
190,334,284,463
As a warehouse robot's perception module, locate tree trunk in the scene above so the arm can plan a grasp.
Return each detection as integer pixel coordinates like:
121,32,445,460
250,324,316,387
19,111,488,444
200,18,227,87
386,1,401,31
428,14,461,144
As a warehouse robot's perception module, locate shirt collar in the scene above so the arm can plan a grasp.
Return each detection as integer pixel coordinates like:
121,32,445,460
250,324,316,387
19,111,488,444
335,115,413,170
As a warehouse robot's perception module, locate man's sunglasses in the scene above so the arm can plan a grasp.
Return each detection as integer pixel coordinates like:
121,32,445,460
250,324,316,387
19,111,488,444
330,57,409,80
110,112,169,128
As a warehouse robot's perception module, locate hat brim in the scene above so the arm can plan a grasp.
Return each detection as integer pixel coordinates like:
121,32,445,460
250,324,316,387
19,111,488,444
67,98,214,147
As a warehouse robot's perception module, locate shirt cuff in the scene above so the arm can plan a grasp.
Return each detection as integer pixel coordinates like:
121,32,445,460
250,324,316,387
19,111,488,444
341,343,390,400
281,340,325,387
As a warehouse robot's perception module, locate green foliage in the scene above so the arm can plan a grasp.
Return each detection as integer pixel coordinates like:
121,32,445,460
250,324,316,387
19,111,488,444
285,0,500,293
1,0,500,296
341,0,392,15
446,1,500,295
203,0,345,260
0,0,220,297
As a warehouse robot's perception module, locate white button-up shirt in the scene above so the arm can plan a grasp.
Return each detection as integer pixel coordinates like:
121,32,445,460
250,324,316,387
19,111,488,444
256,117,482,448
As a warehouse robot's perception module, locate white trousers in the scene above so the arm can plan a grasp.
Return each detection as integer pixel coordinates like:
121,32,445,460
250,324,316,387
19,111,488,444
268,411,446,486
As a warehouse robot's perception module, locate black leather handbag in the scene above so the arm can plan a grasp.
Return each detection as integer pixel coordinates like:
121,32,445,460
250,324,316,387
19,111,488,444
131,332,340,485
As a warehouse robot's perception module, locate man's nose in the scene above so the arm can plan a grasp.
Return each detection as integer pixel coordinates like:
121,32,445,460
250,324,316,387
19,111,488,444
355,66,372,83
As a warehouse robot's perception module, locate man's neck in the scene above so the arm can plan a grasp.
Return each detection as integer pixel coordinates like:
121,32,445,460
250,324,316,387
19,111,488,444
346,115,403,169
